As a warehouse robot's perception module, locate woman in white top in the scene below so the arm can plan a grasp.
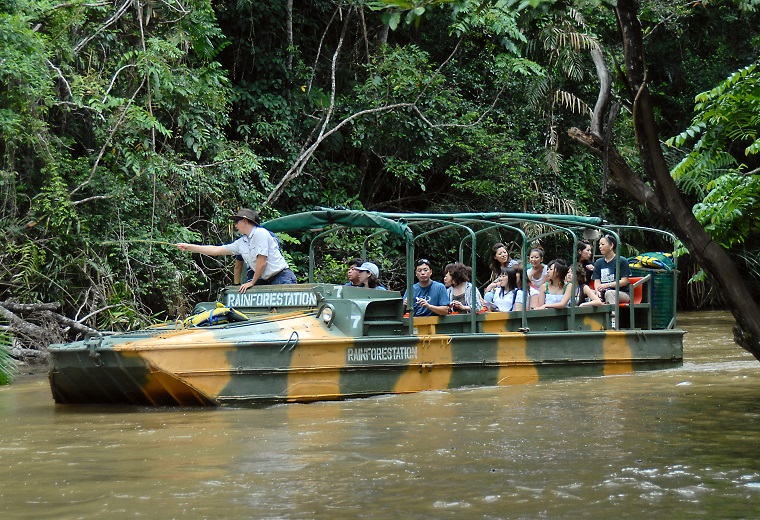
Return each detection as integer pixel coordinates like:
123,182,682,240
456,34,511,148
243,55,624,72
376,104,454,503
566,264,602,307
537,259,573,309
514,263,540,309
491,268,524,312
483,242,520,295
527,246,548,289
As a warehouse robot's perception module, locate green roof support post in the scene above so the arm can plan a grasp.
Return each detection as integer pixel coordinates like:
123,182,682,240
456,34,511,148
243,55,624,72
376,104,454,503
362,230,388,262
309,226,344,283
408,219,477,333
403,222,415,335
460,221,529,329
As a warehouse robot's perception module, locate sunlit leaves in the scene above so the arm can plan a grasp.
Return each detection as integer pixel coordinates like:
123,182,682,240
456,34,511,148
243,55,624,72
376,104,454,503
667,61,760,196
693,172,760,249
666,61,760,258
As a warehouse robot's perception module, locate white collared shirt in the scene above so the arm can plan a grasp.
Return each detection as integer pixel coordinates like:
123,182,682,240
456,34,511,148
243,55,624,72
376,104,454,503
225,227,288,279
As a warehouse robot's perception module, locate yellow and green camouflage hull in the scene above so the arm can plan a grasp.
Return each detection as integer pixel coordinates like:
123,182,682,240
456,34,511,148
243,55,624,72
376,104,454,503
48,286,683,406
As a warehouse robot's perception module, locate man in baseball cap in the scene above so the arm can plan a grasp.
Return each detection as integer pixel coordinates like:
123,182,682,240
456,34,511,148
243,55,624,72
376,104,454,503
177,208,296,292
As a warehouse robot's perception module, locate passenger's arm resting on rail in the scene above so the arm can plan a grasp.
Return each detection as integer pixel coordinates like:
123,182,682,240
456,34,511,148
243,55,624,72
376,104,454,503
426,303,450,316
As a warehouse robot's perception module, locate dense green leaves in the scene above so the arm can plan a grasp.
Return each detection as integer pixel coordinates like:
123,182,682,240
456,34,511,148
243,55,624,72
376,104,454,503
1,0,265,327
2,0,760,342
667,61,760,254
0,331,15,385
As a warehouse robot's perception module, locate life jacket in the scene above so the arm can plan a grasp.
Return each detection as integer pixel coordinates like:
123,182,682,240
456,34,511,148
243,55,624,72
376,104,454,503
628,252,674,271
183,302,249,328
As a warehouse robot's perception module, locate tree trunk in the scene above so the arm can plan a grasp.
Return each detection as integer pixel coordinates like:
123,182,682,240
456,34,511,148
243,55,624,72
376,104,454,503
568,0,760,358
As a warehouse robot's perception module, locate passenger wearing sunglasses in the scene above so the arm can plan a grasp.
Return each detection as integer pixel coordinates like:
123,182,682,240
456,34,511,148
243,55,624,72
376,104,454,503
403,259,449,316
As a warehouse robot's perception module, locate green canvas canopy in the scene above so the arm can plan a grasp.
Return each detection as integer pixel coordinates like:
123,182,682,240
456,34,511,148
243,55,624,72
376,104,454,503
264,209,413,242
264,209,603,236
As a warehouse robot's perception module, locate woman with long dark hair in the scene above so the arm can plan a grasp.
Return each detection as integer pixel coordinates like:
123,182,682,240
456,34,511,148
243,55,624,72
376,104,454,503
491,267,524,312
483,242,518,295
576,239,595,275
537,259,573,309
567,264,602,307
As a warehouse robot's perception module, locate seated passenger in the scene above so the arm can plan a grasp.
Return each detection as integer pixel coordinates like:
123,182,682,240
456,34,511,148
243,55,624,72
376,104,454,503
403,259,449,316
483,242,519,295
355,262,387,290
443,262,482,313
491,268,524,312
567,264,602,307
577,239,595,275
514,262,539,309
345,257,363,287
592,234,631,305
527,246,549,289
537,259,573,309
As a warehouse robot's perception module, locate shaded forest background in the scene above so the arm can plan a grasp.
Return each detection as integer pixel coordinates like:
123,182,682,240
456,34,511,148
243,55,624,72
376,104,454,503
1,0,759,345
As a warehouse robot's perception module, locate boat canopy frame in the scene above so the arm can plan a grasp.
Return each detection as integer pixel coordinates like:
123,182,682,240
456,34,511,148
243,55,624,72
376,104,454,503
264,209,676,334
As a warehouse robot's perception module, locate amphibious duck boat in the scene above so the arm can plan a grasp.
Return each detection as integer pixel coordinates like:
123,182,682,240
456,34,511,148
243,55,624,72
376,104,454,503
48,210,683,406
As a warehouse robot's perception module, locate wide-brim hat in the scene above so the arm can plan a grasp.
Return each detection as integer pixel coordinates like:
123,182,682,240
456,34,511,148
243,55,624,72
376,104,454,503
356,262,379,278
230,208,260,225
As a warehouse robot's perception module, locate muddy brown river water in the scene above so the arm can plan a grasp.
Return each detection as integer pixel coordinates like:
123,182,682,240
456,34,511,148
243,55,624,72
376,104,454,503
2,311,759,519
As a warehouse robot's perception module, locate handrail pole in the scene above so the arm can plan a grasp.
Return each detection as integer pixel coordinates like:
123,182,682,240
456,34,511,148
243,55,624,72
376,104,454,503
406,218,478,333
309,227,344,283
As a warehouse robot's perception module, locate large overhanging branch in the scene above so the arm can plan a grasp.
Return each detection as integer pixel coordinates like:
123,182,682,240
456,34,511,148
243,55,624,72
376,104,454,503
264,33,508,206
264,101,415,207
567,127,663,214
72,0,132,54
571,0,760,359
589,47,610,137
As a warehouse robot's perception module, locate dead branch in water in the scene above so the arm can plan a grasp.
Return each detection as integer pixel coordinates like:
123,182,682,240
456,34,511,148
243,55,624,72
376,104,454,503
0,301,98,365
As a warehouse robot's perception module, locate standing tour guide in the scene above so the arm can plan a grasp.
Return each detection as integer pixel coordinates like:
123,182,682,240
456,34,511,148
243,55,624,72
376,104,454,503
176,208,296,293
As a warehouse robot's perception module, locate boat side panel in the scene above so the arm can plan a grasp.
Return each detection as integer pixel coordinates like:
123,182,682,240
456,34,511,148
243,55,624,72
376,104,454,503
495,333,539,385
601,331,635,375
221,315,348,401
137,329,235,399
50,314,683,406
393,335,454,393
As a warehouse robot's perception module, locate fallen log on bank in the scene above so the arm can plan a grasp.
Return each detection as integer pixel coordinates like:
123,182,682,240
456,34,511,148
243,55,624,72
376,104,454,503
0,300,99,366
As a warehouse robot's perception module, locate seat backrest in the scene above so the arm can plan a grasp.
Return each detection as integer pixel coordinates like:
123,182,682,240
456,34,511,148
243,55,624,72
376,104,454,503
628,276,643,304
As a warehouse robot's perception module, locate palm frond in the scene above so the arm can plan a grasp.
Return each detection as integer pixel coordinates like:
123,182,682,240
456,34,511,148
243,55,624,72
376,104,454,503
553,90,592,117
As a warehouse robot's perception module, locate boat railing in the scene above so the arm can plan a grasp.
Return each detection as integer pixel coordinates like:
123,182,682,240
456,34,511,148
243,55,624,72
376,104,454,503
260,209,678,334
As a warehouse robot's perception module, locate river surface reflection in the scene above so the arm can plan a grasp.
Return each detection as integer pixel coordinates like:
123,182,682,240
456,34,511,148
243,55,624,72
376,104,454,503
2,311,760,519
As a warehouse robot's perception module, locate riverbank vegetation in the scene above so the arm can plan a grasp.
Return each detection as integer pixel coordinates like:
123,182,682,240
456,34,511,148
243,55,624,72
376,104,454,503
1,0,759,372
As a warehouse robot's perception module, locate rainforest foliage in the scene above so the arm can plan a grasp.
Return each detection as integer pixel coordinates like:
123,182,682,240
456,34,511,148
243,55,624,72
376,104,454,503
1,0,759,336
